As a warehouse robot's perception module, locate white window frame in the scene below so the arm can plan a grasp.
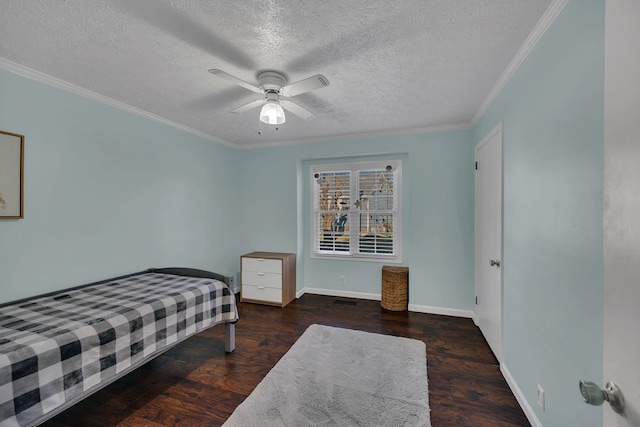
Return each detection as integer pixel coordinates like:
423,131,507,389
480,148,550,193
310,160,402,263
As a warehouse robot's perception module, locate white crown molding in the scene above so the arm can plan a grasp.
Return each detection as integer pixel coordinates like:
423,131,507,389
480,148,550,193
471,0,570,125
239,122,473,149
501,363,543,427
1,55,469,150
1,0,567,151
0,58,237,148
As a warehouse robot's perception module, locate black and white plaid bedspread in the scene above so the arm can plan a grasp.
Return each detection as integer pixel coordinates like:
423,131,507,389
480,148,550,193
0,272,238,427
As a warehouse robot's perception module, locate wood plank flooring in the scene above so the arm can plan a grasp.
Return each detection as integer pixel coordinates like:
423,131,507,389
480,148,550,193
43,294,530,426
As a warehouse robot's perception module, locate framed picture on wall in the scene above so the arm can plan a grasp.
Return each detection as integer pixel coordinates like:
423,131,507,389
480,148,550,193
0,130,24,219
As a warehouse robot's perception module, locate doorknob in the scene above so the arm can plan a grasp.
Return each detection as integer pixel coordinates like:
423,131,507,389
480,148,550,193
579,380,624,414
489,259,501,267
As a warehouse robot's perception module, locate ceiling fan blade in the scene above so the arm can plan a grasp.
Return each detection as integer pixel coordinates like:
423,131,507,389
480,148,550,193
280,74,329,97
281,100,315,120
230,99,265,113
208,69,263,94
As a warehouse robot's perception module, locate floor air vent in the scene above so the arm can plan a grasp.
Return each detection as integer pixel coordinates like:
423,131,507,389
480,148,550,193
334,299,357,306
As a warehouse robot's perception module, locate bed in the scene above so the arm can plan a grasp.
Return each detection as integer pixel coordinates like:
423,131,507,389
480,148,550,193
0,268,239,427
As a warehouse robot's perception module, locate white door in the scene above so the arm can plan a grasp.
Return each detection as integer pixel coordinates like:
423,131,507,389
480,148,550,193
601,1,640,425
475,123,503,362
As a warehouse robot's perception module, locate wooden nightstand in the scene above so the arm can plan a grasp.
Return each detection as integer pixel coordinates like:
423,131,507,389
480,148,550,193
240,252,296,307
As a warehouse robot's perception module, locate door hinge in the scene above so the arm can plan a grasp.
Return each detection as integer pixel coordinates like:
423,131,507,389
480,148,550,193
475,296,478,305
475,161,478,170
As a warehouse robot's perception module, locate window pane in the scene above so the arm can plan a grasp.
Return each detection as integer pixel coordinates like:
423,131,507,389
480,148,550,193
316,171,350,212
312,161,400,261
317,214,350,253
358,169,394,211
358,213,394,254
315,171,351,254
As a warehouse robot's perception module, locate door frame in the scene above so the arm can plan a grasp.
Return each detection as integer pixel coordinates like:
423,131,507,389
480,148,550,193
474,121,504,362
603,0,640,425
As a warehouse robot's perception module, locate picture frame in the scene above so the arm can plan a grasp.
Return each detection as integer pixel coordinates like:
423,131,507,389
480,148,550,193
0,130,24,219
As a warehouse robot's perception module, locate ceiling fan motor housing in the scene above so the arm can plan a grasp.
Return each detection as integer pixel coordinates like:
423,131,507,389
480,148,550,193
257,71,287,92
264,91,279,102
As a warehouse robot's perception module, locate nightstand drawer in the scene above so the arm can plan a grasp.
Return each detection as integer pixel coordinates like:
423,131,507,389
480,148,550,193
241,271,282,288
240,252,295,307
242,284,282,303
242,258,282,274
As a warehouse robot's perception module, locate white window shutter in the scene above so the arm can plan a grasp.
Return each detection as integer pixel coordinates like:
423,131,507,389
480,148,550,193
312,160,401,261
313,170,351,254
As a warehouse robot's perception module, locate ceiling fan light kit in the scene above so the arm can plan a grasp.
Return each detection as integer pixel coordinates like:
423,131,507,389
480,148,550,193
208,68,329,128
260,99,286,125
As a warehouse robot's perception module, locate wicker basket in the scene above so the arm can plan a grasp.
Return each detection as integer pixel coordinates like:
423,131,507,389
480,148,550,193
381,266,409,311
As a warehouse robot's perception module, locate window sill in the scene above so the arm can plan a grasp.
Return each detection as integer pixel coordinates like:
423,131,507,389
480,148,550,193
310,253,403,264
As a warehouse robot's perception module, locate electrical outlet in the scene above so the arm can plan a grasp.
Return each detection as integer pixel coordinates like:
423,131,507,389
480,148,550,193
339,275,346,284
537,385,545,411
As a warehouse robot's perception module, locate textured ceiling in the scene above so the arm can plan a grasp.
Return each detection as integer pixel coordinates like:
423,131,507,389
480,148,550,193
0,0,554,147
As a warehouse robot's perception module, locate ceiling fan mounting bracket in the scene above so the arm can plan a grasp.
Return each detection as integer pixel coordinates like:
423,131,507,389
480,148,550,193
257,71,287,91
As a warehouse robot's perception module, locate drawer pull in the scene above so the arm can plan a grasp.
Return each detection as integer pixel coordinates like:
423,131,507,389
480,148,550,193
256,258,265,262
257,272,265,276
258,286,265,289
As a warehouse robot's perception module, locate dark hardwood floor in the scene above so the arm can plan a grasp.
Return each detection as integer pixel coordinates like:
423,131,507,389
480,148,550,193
43,294,530,426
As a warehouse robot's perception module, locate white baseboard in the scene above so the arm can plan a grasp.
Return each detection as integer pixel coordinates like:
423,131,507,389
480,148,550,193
408,304,474,319
296,289,474,319
501,363,543,427
300,288,381,300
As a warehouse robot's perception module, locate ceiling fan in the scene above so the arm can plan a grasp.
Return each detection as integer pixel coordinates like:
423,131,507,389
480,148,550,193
208,69,329,125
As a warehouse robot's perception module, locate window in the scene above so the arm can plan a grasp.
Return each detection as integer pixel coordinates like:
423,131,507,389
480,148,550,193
311,160,402,261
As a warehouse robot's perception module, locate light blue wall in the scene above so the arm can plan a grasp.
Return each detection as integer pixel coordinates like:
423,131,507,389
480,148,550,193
237,130,475,311
473,1,604,426
0,68,241,303
0,2,606,425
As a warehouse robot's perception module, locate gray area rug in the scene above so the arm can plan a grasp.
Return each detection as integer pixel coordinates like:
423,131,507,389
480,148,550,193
223,324,430,426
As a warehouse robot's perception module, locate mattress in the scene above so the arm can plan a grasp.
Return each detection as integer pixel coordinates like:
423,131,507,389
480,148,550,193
0,272,238,427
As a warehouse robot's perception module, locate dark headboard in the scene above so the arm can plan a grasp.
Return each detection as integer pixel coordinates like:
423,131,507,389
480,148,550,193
148,267,232,287
1,268,233,308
